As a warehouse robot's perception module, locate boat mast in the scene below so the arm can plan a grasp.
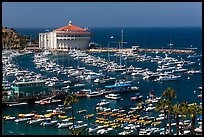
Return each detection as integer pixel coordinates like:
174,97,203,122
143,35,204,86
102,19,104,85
108,40,110,62
119,29,123,66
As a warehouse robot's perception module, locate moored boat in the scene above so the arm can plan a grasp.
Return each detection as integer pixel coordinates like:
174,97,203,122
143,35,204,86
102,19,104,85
86,91,103,97
15,117,32,123
40,120,58,126
130,93,143,101
56,122,73,128
3,115,15,120
105,94,121,100
35,99,61,105
75,89,91,97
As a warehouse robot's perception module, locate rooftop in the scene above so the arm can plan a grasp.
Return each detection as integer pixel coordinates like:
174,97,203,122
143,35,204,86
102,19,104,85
54,21,89,32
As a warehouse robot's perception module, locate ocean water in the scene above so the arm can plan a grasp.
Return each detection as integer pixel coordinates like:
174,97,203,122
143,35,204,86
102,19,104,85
3,27,202,135
14,27,202,53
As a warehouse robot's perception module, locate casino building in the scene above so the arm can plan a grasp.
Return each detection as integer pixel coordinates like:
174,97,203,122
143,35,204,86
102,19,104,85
39,21,91,50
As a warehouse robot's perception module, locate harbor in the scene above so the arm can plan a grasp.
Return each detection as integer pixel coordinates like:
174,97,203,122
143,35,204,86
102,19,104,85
2,17,202,136
2,44,202,135
2,2,202,135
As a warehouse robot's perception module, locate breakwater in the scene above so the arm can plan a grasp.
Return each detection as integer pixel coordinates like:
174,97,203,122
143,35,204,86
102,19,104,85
22,46,195,54
48,48,195,54
85,48,195,54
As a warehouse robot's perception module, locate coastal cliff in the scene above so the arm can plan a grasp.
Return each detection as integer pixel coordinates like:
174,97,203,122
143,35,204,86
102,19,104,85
2,27,26,49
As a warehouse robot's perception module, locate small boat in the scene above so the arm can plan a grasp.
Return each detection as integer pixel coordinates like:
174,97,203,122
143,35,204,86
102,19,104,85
130,93,143,101
69,83,86,89
44,113,52,118
84,114,94,119
97,127,113,135
68,117,75,121
86,125,109,133
51,108,66,116
155,75,181,82
77,109,87,114
197,94,202,98
3,115,15,120
56,122,73,128
35,99,61,105
86,125,98,133
75,89,91,97
69,122,88,130
105,94,121,100
194,127,202,134
40,120,58,126
58,115,67,119
27,118,50,125
18,113,35,118
118,130,134,135
15,118,32,123
86,91,103,97
198,86,202,90
96,99,110,106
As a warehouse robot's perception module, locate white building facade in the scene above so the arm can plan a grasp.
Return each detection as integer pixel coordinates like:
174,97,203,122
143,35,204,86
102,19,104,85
39,21,91,50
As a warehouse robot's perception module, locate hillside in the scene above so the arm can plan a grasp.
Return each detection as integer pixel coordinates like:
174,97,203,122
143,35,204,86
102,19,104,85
2,27,27,49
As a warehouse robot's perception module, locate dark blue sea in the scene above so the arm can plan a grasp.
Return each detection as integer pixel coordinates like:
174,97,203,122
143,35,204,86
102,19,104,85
2,27,202,135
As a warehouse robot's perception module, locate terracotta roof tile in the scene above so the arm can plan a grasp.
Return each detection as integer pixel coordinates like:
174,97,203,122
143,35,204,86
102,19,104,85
54,24,87,32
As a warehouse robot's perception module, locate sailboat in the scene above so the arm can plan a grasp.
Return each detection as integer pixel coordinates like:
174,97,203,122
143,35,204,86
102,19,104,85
113,29,126,72
167,36,173,49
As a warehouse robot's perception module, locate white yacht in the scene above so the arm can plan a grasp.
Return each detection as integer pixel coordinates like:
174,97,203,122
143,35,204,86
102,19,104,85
85,72,103,80
155,75,181,82
86,91,103,97
40,120,58,126
56,122,73,128
105,94,121,100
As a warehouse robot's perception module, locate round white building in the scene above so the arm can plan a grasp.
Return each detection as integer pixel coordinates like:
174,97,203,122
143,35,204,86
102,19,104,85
39,21,91,50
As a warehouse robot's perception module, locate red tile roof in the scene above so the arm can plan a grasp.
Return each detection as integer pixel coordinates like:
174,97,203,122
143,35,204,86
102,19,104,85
54,23,87,32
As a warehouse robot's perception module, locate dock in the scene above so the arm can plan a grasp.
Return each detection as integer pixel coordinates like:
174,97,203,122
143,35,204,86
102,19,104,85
24,46,195,54
86,48,195,54
49,48,195,54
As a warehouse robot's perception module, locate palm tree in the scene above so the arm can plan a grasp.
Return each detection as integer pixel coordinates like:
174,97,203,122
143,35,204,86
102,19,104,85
155,99,170,135
172,103,181,135
162,87,176,135
64,94,79,134
188,103,202,135
179,101,188,135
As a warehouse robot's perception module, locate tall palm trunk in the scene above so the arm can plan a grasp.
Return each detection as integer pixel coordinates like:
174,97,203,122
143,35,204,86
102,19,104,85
164,110,167,135
71,103,75,130
181,115,186,135
191,114,196,135
168,98,172,135
175,113,179,135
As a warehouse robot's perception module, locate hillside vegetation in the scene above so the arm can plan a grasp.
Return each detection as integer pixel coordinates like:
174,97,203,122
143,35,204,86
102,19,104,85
2,27,27,49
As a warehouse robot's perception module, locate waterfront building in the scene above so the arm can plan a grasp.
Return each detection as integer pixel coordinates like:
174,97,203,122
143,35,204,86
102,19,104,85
39,21,91,50
11,80,47,98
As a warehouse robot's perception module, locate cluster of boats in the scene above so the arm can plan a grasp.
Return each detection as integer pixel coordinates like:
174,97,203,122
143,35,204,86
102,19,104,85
3,88,202,135
3,47,201,105
74,82,139,98
2,46,202,135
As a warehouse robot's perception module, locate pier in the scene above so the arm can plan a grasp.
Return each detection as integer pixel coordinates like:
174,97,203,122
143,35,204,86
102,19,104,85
86,48,195,54
23,46,195,54
47,48,195,54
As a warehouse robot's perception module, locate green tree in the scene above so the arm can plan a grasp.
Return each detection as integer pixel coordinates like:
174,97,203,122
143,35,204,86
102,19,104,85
155,99,170,135
64,94,80,135
179,101,188,135
172,103,181,135
188,103,202,135
162,87,176,135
